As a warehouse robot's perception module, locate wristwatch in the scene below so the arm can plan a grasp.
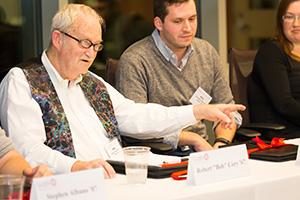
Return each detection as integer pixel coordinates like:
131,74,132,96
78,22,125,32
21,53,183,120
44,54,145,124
214,137,231,145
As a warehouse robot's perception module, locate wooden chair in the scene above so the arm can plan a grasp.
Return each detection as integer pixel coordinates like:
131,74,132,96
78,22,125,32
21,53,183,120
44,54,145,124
105,58,119,87
228,48,285,141
229,48,257,124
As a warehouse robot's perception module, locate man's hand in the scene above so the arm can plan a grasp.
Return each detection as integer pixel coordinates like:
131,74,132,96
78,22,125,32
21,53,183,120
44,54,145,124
22,164,52,185
193,104,245,123
23,164,52,178
178,131,213,152
71,159,116,179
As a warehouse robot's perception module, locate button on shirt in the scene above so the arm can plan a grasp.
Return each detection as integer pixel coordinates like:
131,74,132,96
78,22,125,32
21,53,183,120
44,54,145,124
0,50,197,174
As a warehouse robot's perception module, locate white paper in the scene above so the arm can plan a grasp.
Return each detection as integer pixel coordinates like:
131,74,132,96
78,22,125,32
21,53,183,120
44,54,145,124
189,87,212,105
30,168,106,200
187,144,250,186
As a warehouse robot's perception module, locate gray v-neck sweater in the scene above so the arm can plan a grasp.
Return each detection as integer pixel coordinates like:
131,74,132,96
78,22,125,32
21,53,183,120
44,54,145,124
116,36,233,140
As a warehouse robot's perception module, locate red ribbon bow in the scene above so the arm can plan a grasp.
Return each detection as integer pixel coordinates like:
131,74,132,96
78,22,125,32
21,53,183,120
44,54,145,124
247,136,287,155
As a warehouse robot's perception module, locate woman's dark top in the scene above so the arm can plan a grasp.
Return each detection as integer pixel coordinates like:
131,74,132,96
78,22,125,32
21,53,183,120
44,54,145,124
249,40,300,138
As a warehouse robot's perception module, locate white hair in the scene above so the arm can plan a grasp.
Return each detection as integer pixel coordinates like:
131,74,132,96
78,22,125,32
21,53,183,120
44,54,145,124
50,3,104,33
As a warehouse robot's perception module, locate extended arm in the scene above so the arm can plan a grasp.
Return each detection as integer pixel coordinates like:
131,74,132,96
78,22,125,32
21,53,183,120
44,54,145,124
0,149,51,177
178,131,213,151
0,150,31,175
0,129,52,176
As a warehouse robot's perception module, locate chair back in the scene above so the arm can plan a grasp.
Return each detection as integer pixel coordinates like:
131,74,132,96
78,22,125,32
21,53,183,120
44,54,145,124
228,48,257,125
105,58,119,87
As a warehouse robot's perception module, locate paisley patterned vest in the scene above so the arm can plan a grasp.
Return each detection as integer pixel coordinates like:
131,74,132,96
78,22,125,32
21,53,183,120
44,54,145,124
22,59,120,158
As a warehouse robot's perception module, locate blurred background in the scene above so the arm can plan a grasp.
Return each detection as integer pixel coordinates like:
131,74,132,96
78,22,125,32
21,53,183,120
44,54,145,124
0,0,280,79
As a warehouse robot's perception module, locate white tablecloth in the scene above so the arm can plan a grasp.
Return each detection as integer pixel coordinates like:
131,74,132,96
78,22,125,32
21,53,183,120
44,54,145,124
104,139,300,200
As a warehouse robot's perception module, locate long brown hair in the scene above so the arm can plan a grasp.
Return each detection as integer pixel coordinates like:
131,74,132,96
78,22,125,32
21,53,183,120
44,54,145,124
276,0,300,60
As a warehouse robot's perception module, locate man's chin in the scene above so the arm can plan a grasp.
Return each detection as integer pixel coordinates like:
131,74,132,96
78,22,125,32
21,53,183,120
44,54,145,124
80,70,89,75
177,41,193,47
177,43,191,49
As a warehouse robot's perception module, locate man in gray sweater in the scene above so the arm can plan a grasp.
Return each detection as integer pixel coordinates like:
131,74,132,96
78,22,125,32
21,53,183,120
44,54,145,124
116,0,239,150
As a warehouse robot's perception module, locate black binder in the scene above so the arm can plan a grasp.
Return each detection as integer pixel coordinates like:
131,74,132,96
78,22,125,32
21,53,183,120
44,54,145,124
248,144,298,162
222,141,298,162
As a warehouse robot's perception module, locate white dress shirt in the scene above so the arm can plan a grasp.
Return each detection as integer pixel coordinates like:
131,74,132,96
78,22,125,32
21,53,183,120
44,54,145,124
0,51,197,174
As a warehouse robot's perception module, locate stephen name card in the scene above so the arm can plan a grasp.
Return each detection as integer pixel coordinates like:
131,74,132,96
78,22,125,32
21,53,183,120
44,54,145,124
187,144,250,186
30,168,106,200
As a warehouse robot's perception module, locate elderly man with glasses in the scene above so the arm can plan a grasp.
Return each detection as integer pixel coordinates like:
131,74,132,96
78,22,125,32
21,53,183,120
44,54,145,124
0,4,245,178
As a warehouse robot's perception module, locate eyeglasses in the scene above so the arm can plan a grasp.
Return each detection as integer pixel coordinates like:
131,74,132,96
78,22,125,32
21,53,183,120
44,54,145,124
60,31,103,52
282,14,300,23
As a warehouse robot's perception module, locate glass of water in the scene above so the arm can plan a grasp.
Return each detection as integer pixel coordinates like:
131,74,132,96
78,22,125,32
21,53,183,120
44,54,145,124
0,175,25,200
123,146,150,184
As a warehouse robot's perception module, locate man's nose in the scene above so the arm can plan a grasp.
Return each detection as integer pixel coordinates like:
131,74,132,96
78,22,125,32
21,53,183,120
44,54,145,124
182,20,192,31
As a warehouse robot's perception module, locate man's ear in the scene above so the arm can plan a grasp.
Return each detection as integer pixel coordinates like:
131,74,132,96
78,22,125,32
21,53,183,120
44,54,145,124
154,16,163,31
51,30,63,49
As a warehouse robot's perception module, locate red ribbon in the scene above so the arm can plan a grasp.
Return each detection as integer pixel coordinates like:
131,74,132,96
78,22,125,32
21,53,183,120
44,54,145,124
171,170,187,180
247,136,287,155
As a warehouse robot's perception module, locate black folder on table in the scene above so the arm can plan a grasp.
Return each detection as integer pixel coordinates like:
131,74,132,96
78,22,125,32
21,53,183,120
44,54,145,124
248,143,298,162
222,141,298,162
107,160,187,179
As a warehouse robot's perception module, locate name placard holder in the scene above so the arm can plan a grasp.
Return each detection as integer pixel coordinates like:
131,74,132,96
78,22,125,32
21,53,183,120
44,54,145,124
187,144,250,186
30,168,106,200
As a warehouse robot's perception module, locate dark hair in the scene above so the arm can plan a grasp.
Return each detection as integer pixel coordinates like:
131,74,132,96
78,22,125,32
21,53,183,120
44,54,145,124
153,0,190,22
276,0,300,59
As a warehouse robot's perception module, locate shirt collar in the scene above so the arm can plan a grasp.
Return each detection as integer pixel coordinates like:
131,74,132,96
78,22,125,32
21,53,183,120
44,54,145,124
151,29,194,71
41,50,83,87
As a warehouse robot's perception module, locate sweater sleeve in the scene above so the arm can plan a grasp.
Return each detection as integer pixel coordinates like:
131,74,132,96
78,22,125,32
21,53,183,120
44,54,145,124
207,42,234,104
0,129,14,158
253,41,300,125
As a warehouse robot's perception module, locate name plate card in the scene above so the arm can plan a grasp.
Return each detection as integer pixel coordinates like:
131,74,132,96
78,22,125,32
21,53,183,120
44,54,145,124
296,145,300,166
30,168,106,200
187,144,250,186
